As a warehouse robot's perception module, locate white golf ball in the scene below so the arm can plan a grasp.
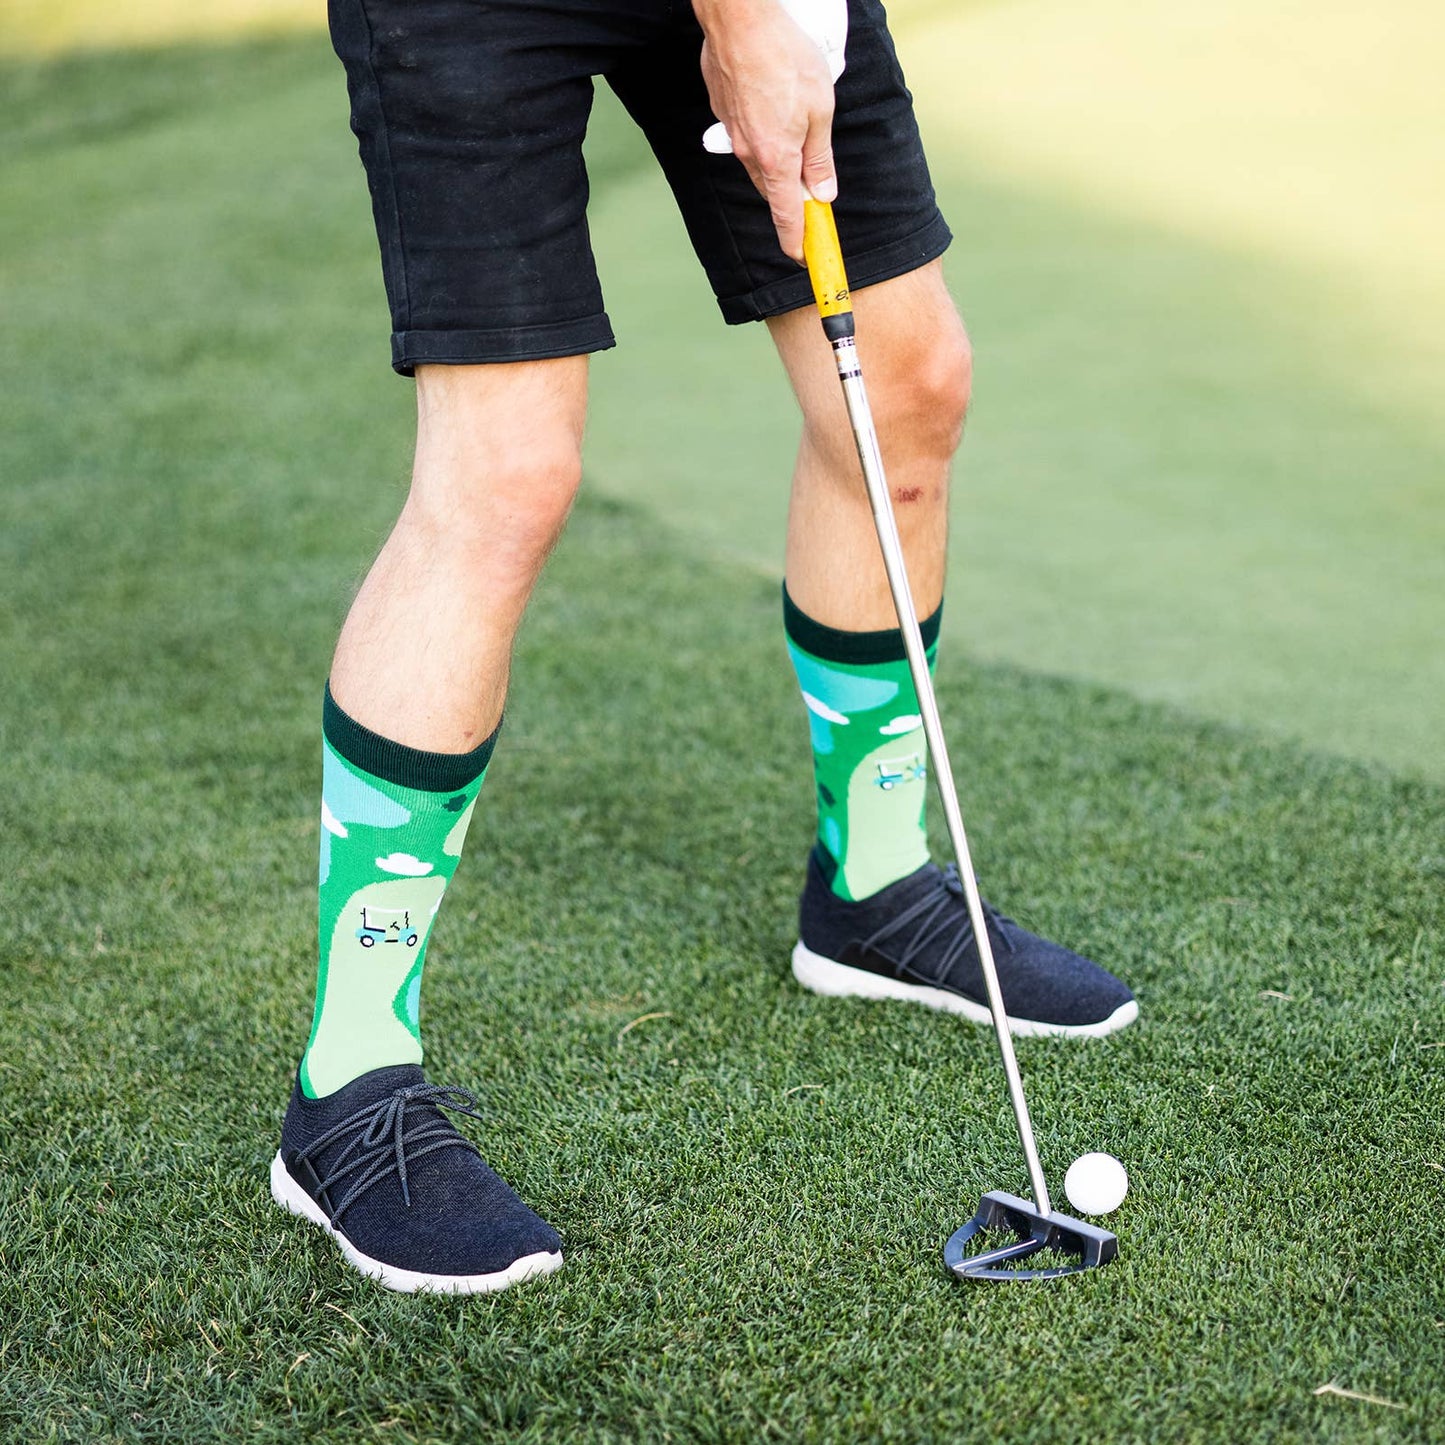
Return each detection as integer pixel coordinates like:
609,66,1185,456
1063,1152,1129,1215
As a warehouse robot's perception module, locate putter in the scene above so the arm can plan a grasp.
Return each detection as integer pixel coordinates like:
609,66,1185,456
800,200,1118,1281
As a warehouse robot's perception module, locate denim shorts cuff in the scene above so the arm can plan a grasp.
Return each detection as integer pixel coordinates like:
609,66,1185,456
717,212,953,325
391,316,618,375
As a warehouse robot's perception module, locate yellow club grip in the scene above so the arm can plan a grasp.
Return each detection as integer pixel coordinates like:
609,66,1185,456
803,199,852,319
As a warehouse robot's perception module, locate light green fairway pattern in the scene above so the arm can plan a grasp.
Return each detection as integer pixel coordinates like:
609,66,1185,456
583,0,1445,779
907,0,1445,396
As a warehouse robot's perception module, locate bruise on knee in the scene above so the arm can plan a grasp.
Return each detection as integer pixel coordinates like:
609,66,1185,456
893,485,926,505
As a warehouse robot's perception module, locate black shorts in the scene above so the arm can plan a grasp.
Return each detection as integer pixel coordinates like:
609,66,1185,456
328,0,952,374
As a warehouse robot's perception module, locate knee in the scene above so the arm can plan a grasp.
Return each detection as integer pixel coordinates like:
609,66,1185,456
406,444,583,574
885,319,973,463
805,317,972,493
489,446,584,548
406,357,588,572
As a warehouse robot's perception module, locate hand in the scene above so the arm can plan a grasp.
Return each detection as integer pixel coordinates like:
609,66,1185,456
696,0,838,262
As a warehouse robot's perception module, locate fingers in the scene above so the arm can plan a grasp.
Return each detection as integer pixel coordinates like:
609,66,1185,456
744,131,835,263
770,197,805,264
773,94,835,260
801,110,838,205
754,155,806,262
694,8,838,264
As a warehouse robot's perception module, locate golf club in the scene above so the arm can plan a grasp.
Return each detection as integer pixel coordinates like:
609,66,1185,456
800,199,1118,1280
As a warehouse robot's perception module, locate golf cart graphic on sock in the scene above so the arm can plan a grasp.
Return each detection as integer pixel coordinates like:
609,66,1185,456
874,754,926,790
354,906,421,948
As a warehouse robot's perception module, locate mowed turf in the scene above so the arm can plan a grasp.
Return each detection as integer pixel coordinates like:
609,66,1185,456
583,0,1445,780
3,29,1444,1445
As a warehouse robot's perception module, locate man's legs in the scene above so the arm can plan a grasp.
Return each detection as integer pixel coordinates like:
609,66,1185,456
273,360,586,1294
771,262,966,900
772,260,966,633
330,358,589,752
771,265,1137,1036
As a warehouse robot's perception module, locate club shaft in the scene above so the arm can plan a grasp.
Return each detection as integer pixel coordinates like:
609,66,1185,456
830,338,1052,1217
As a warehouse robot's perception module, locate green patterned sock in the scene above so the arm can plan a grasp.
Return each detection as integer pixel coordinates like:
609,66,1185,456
298,686,496,1099
784,587,942,902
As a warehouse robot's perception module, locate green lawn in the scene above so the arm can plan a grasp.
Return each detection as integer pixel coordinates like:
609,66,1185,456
3,22,1444,1445
582,0,1445,780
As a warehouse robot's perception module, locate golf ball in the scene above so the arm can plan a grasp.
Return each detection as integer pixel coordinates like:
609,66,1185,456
1063,1152,1129,1215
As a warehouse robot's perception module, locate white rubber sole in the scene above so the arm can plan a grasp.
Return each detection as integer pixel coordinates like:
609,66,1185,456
270,1152,563,1295
791,942,1139,1039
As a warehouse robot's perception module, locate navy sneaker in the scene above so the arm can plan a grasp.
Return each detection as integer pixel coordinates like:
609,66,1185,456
270,1064,563,1294
792,850,1138,1037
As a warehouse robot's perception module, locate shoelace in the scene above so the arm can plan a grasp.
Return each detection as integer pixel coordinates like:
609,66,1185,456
300,1084,485,1223
862,863,1014,987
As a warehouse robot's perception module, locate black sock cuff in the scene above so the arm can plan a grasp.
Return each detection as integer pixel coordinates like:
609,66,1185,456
323,683,500,793
782,584,942,665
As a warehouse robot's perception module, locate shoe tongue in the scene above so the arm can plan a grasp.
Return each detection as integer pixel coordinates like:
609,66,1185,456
879,861,948,910
331,1063,428,1109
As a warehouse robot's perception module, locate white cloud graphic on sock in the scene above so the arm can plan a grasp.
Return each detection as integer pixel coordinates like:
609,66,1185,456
375,852,434,877
880,714,922,736
802,691,850,725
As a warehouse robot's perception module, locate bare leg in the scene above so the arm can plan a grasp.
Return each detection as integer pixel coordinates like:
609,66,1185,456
330,356,590,752
768,260,971,628
772,261,971,899
775,263,1137,1035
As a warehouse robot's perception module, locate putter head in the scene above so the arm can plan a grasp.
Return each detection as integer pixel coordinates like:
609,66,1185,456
943,1191,1118,1281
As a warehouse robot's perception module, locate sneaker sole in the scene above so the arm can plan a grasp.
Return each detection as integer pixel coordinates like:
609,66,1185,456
269,1152,564,1295
791,942,1139,1039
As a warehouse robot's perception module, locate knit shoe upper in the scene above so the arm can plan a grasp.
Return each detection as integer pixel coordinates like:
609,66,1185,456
271,1063,562,1293
794,851,1138,1037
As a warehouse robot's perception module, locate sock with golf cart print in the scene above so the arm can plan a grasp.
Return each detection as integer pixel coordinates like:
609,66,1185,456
297,685,495,1099
783,586,942,902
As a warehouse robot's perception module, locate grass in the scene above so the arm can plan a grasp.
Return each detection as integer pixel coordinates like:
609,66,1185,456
5,4,1443,778
6,483,1444,1442
3,18,1443,1445
0,0,316,56
582,0,1445,780
583,83,1445,780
